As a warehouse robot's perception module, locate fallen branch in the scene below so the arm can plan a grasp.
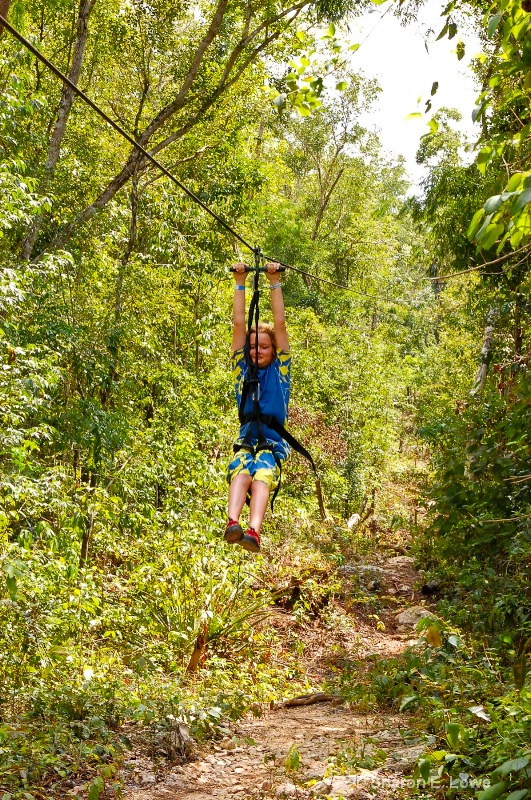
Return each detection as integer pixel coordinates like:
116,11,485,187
281,693,342,708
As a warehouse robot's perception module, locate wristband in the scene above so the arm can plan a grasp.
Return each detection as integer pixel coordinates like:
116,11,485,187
269,282,282,290
234,284,246,291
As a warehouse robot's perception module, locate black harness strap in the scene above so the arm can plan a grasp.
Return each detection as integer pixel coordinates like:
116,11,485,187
239,413,318,476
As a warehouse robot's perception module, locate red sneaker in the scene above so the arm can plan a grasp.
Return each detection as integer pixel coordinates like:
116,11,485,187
224,519,243,544
240,527,260,553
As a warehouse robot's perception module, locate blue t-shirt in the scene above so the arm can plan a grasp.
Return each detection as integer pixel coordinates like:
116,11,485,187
232,347,291,454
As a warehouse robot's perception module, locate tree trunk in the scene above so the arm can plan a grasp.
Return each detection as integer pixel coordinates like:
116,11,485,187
514,294,523,359
311,167,344,242
99,176,139,410
79,470,97,567
0,0,11,37
20,0,96,259
470,306,498,396
186,627,208,672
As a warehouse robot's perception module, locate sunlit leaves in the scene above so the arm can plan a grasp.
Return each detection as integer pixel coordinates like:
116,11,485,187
488,13,503,38
438,0,531,248
468,171,531,250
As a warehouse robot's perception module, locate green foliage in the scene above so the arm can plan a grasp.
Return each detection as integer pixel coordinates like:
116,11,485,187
334,621,531,800
417,363,531,643
434,0,531,252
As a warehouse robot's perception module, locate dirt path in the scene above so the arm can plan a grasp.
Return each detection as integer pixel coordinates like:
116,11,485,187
122,556,432,799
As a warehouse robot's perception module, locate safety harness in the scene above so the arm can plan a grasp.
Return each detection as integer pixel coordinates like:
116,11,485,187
233,251,326,518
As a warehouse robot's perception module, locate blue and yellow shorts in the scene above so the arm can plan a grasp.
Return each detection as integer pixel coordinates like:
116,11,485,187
227,448,286,492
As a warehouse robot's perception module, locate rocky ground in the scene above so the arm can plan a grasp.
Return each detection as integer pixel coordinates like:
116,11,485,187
120,555,435,800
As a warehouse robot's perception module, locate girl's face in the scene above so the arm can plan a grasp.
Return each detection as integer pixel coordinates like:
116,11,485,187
249,332,275,367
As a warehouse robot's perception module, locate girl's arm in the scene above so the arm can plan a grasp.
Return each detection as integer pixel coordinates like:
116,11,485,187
266,262,289,351
231,262,247,351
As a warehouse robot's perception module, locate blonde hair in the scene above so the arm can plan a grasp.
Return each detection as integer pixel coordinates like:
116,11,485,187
247,321,277,351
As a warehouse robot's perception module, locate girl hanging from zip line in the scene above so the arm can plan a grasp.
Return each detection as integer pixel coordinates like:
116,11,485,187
224,261,290,553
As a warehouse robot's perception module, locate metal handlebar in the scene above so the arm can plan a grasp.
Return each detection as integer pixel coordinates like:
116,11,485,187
230,266,286,273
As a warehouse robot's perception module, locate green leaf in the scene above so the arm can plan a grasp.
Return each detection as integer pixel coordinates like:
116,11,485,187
522,34,531,66
478,782,509,800
476,146,492,174
488,13,502,38
88,778,104,800
405,112,423,120
448,22,458,39
507,173,525,192
483,195,504,214
295,102,311,116
480,223,504,250
349,43,360,52
494,758,529,777
446,722,461,749
5,575,17,600
437,22,449,40
512,187,531,214
419,758,431,781
468,209,485,239
475,214,494,242
49,645,70,658
456,40,465,60
399,695,418,710
327,23,336,36
425,626,442,646
506,791,528,800
431,81,439,96
473,103,487,124
335,81,348,91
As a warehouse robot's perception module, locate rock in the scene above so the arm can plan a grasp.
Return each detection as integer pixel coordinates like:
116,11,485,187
347,513,361,529
355,768,382,783
275,782,299,797
311,775,360,797
220,737,236,750
165,774,188,789
337,564,359,575
397,584,412,594
386,556,415,567
422,579,441,595
366,579,381,592
140,771,157,784
337,564,384,576
396,606,431,625
311,779,332,796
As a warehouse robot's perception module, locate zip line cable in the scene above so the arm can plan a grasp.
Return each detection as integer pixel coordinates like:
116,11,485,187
263,258,408,303
0,15,254,254
1,14,416,308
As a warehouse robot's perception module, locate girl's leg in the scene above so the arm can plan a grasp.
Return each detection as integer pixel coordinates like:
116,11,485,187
249,480,270,534
228,472,252,521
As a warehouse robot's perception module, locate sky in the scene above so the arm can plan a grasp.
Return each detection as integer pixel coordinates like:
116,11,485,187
349,3,483,185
